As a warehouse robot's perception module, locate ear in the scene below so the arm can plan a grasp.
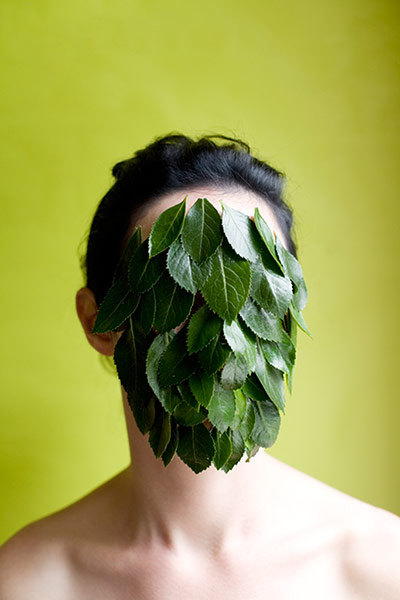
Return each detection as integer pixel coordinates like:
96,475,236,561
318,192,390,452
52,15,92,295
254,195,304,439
75,287,115,356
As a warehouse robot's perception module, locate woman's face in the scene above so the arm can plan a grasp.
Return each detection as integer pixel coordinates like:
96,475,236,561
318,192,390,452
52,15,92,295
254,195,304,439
132,186,286,246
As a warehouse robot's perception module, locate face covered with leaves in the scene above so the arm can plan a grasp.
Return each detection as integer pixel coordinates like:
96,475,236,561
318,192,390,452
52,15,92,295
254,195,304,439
92,192,310,474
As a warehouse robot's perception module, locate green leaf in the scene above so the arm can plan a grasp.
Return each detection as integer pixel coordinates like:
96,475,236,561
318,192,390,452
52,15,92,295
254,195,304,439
211,430,232,470
239,297,288,343
260,338,294,374
158,333,196,387
129,241,164,294
189,372,214,407
242,373,270,405
167,239,211,293
177,381,199,408
223,319,257,372
222,430,245,473
208,383,236,433
254,345,286,413
114,227,142,280
146,333,182,413
148,197,186,257
173,401,207,426
253,207,281,265
181,198,222,263
220,353,248,390
221,203,260,261
286,312,297,392
244,438,260,461
92,277,139,334
187,304,223,354
276,237,308,311
153,272,194,333
198,332,230,375
161,418,178,467
177,425,215,473
250,261,293,319
231,388,247,429
201,245,251,323
289,303,312,337
251,398,281,448
137,287,156,336
149,407,171,458
238,399,255,441
114,319,155,434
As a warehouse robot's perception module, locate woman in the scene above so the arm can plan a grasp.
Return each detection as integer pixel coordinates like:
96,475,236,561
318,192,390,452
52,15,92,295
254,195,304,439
1,134,399,599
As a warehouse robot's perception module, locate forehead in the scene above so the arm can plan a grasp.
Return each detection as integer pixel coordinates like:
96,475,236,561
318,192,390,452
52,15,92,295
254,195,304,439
133,186,285,244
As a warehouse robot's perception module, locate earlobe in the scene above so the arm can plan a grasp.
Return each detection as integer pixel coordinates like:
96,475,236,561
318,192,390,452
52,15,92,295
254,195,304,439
75,287,115,356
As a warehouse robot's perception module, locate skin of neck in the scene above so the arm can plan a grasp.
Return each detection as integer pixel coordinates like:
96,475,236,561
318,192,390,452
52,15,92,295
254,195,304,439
120,388,281,556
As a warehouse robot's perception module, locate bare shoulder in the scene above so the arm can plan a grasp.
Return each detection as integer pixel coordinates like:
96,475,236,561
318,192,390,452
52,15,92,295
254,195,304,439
275,457,400,599
0,469,129,600
341,501,400,599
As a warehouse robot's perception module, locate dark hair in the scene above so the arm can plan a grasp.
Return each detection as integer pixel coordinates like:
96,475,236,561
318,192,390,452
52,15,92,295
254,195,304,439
82,134,296,305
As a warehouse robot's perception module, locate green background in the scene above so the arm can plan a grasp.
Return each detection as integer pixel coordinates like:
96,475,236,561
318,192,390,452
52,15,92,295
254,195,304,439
1,0,399,542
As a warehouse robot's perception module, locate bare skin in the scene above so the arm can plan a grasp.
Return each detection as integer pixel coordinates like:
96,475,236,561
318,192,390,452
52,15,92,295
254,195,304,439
1,188,399,599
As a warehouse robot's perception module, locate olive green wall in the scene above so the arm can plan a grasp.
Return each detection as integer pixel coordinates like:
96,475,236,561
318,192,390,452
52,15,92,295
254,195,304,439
1,0,399,542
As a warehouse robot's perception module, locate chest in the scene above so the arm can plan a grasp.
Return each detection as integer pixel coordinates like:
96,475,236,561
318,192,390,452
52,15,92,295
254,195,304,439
69,542,354,600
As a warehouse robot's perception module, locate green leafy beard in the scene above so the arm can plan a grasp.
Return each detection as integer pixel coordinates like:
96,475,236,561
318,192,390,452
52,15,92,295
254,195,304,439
92,197,310,474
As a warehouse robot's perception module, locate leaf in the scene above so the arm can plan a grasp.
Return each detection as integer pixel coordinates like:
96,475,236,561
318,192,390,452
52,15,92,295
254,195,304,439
189,372,214,407
221,203,260,261
201,245,251,323
239,297,288,343
158,333,196,387
289,303,312,337
174,401,207,426
148,197,186,257
251,398,281,448
149,407,171,458
220,353,248,390
286,312,298,392
250,261,293,319
177,424,215,473
238,399,255,441
137,287,156,336
153,272,194,333
231,388,247,429
244,438,260,461
129,241,164,295
222,430,245,473
114,319,155,433
92,277,139,334
276,237,308,311
177,381,199,408
253,207,281,264
130,395,156,438
223,319,257,372
198,332,230,375
254,345,286,413
242,373,271,405
162,418,178,467
114,227,142,280
167,239,211,293
181,198,222,263
146,333,182,413
208,383,236,433
244,437,259,459
260,338,294,374
212,430,232,470
187,304,223,354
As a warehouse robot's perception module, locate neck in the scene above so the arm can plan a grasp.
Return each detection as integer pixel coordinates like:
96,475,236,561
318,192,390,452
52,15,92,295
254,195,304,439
121,389,280,554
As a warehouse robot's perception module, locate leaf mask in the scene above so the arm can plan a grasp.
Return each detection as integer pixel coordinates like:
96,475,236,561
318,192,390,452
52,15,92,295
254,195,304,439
92,198,310,473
